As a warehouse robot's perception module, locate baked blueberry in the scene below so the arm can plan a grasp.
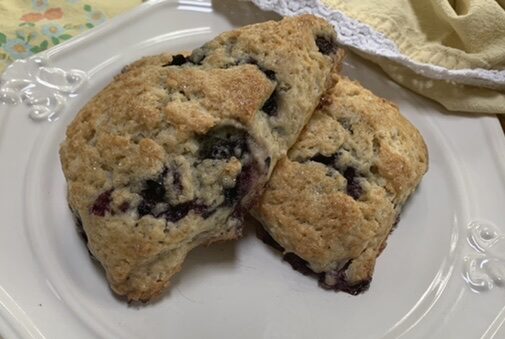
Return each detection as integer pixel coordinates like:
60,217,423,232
198,126,249,160
318,261,371,295
310,153,337,166
262,91,278,116
316,36,338,55
283,252,313,276
343,167,362,200
163,54,189,67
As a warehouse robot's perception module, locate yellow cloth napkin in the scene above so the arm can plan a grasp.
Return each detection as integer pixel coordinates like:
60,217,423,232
323,0,505,114
3,0,505,114
0,0,141,73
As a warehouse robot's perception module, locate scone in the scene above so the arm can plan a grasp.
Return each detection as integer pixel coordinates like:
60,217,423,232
254,76,428,294
59,15,343,301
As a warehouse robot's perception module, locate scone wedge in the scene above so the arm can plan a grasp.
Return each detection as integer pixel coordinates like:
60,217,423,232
254,76,428,294
60,15,344,301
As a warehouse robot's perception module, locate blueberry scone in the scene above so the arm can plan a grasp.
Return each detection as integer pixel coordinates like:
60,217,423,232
254,76,428,294
59,15,343,301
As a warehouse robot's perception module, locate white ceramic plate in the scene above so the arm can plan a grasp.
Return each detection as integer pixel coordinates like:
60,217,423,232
1,1,505,338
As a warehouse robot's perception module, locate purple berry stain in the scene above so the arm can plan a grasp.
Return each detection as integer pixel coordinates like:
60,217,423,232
91,189,113,216
164,200,211,222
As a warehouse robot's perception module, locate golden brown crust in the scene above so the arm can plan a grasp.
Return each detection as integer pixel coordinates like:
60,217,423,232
163,66,275,127
60,15,342,301
255,76,428,290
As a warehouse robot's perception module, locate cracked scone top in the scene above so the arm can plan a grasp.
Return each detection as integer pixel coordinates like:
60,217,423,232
59,15,343,301
254,76,428,294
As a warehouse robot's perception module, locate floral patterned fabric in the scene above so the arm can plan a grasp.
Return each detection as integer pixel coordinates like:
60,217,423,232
0,0,142,73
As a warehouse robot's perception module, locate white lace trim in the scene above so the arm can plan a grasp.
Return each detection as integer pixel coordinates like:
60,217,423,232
249,0,505,90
